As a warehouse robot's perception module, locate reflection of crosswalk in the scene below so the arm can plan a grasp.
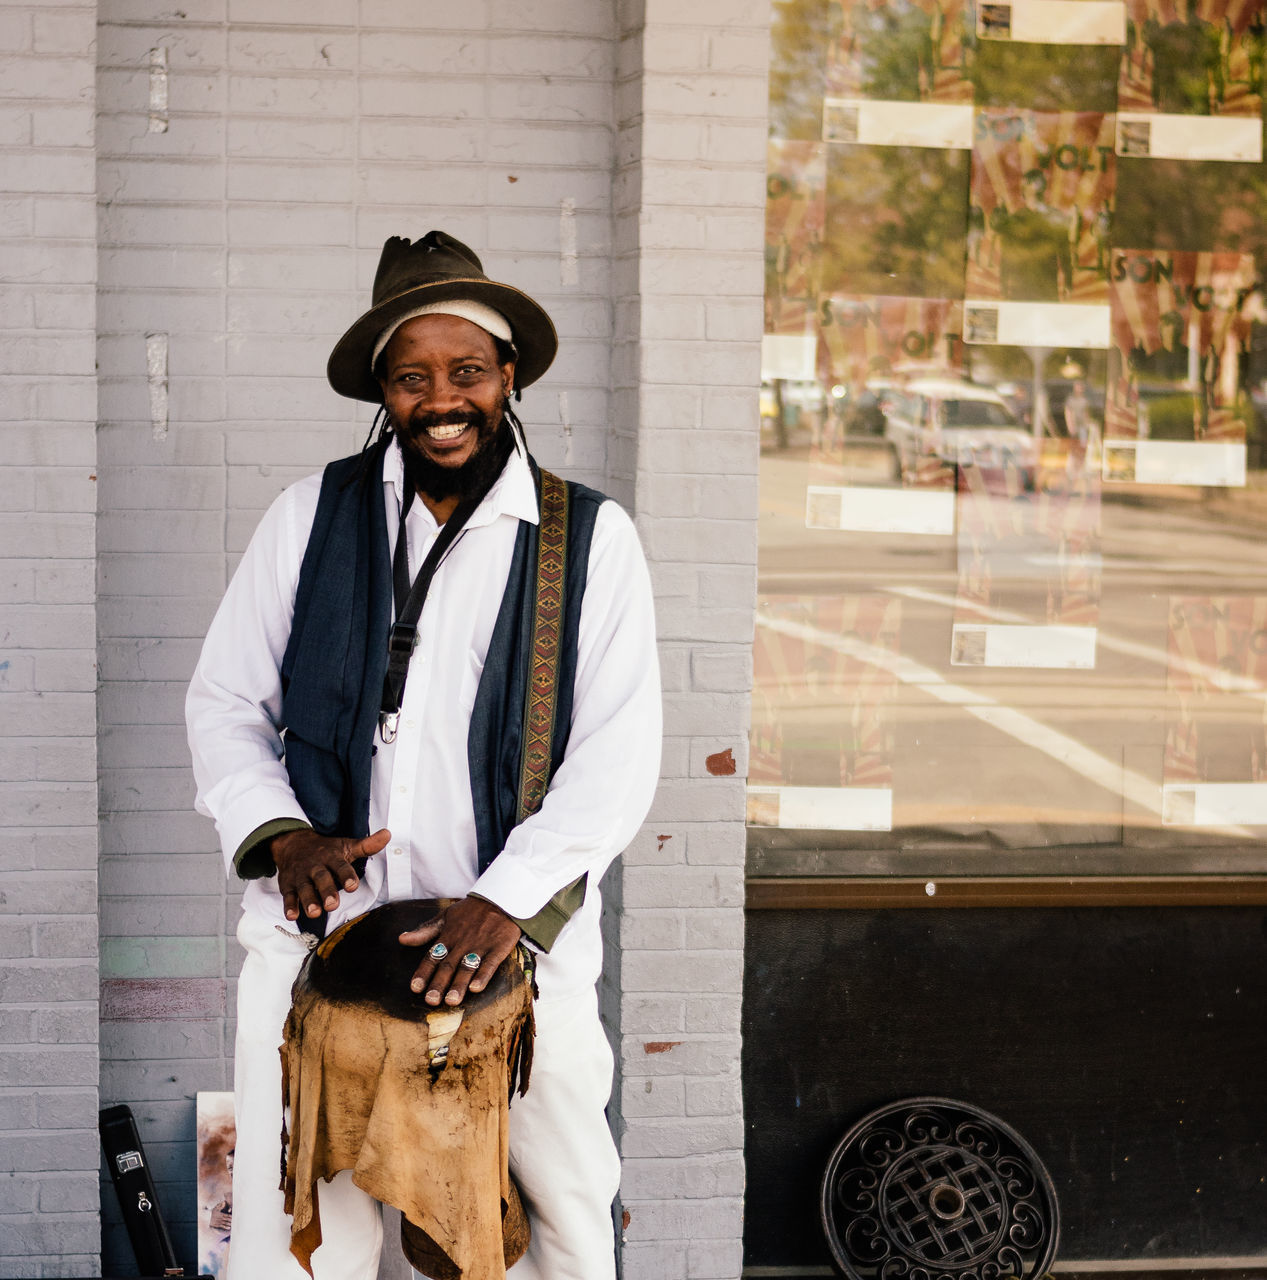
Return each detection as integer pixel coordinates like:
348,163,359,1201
891,583,1267,704
760,608,1159,816
757,604,1254,837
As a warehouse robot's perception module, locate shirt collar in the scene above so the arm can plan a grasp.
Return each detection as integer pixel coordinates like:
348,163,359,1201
383,428,539,530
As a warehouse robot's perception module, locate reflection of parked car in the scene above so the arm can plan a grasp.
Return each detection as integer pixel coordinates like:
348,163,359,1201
880,378,1037,489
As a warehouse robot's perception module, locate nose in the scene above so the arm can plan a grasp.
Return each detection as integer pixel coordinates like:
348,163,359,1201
418,374,464,414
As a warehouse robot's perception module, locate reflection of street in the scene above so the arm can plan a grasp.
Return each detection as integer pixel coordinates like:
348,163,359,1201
754,448,1267,868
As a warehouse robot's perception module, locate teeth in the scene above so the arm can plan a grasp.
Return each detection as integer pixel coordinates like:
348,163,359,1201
424,423,469,441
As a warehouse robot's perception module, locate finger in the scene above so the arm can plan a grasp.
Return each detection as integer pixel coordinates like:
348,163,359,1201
309,865,340,912
355,828,392,857
420,954,461,1005
296,880,325,919
467,940,515,993
410,955,438,994
282,886,301,922
398,914,444,946
326,854,359,893
443,960,477,1005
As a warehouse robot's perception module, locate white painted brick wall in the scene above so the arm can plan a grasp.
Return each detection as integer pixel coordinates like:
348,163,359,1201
0,0,778,1274
610,2,765,1276
93,0,630,1273
0,2,101,1275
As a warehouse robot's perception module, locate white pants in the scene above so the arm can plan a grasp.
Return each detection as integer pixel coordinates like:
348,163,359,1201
227,912,621,1280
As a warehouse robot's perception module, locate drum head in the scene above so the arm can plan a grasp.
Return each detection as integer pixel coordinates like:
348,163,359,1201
301,898,519,1022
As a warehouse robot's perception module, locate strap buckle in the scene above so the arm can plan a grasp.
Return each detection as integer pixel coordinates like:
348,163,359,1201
379,711,400,744
388,622,416,657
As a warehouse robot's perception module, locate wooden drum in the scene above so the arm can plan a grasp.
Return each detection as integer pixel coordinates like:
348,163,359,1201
280,899,535,1280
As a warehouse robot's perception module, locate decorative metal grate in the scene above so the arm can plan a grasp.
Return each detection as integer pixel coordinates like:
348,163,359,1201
820,1097,1059,1280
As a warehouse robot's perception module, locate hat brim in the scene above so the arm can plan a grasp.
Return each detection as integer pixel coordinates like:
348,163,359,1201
327,277,558,403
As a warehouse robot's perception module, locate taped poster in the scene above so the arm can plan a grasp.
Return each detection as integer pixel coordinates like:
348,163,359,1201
952,453,1102,667
1116,111,1263,161
1104,248,1254,483
978,0,1126,44
826,0,975,104
968,110,1117,305
823,97,975,148
748,594,900,830
766,139,827,336
1163,595,1267,826
197,1092,235,1278
1118,0,1264,121
808,295,963,525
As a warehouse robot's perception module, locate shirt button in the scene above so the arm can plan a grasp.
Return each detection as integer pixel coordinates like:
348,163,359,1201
392,847,403,856
398,785,407,795
406,718,417,729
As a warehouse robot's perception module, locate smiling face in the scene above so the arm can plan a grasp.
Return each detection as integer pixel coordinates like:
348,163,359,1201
377,312,516,485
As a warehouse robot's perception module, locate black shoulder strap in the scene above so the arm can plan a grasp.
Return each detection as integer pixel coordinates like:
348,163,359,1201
378,486,483,743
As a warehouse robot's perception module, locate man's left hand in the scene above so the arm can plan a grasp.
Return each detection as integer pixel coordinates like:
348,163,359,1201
399,896,522,1007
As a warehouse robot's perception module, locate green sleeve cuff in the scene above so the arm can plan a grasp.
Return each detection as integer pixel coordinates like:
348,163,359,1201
233,818,312,881
474,874,588,953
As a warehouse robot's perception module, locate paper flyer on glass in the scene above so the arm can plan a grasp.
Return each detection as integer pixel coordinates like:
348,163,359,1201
749,594,901,830
967,109,1117,307
766,139,828,336
197,1091,236,1279
1163,595,1267,826
807,295,964,531
952,455,1102,668
821,0,975,147
1104,248,1254,485
977,0,1126,44
1117,0,1265,159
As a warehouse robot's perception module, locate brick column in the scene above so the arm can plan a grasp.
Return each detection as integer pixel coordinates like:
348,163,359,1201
610,2,768,1275
0,1,101,1273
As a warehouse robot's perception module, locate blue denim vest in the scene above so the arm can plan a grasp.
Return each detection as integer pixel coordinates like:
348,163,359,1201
279,437,602,874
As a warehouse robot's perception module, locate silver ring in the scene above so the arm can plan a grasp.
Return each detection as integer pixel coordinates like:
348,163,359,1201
461,952,481,970
428,942,449,960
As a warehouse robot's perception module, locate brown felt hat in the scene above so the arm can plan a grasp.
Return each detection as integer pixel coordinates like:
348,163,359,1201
327,230,558,403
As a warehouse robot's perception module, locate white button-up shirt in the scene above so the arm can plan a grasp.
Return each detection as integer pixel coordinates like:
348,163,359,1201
187,437,661,997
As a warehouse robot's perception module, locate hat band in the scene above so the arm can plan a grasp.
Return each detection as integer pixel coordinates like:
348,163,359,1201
371,299,515,372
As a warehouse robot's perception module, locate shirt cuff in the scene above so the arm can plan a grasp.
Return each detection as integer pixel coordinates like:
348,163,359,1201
470,874,587,952
233,817,312,881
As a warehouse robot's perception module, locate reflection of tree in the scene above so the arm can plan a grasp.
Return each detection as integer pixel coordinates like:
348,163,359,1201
1146,4,1223,114
849,2,940,102
973,42,1120,112
822,144,969,297
770,0,830,140
1114,156,1267,262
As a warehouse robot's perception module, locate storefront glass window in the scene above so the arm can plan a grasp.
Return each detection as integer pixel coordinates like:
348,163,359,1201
752,0,1267,876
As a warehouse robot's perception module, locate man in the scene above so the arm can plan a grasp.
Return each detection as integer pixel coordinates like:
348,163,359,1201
187,231,661,1279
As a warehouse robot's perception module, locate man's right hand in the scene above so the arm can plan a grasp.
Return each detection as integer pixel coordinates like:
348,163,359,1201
271,827,391,922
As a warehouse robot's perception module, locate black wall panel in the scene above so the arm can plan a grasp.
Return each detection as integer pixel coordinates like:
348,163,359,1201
743,907,1267,1266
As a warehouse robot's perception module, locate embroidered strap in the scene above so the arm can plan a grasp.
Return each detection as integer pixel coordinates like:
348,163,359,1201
517,469,569,823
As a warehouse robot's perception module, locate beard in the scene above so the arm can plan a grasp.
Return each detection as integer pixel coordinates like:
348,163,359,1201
397,403,514,505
